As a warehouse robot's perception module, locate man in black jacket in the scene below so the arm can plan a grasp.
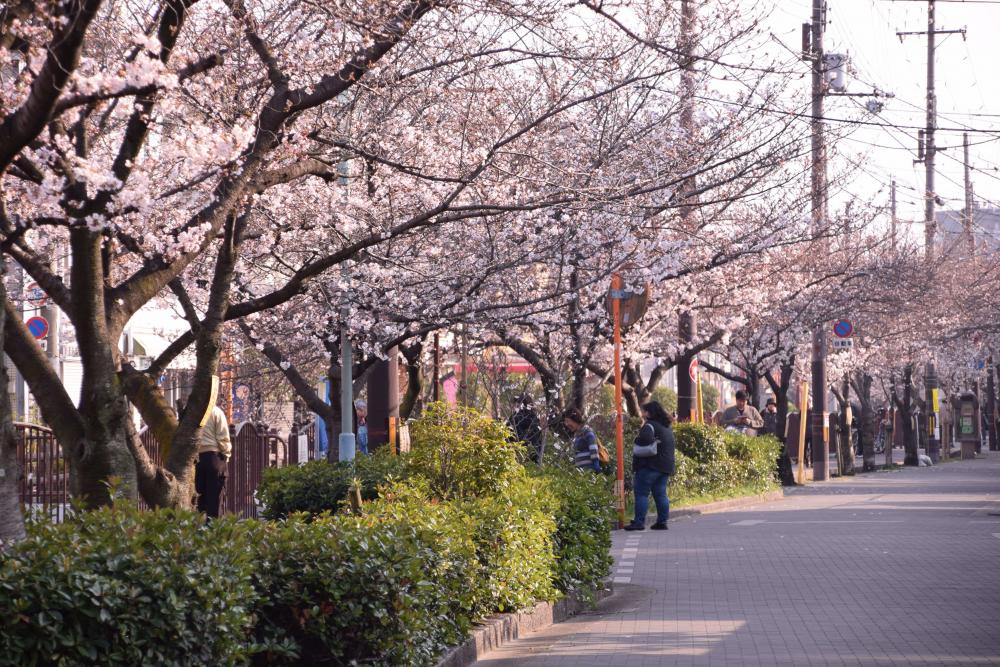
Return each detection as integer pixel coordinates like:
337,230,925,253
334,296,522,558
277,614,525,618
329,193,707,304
507,395,543,463
625,401,676,531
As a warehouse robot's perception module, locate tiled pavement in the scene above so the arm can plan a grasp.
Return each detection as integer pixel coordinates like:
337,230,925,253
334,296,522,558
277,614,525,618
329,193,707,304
474,451,1000,666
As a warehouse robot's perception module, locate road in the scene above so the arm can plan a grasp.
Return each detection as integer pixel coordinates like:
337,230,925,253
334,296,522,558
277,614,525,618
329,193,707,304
474,452,1000,666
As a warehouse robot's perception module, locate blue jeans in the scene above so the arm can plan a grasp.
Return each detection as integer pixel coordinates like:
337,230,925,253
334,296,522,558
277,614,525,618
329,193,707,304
357,424,368,455
633,467,669,525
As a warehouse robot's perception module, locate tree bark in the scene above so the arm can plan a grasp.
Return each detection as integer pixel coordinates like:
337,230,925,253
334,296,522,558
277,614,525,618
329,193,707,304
892,366,919,466
0,279,25,548
765,360,796,486
399,339,423,419
831,376,854,476
851,371,878,472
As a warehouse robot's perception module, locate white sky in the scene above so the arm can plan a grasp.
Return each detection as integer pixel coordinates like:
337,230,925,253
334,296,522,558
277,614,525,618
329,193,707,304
762,0,1000,235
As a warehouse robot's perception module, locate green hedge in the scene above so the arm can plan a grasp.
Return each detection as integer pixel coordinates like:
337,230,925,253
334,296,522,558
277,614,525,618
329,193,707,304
671,423,780,502
0,404,615,667
0,507,256,667
256,449,406,519
531,464,615,602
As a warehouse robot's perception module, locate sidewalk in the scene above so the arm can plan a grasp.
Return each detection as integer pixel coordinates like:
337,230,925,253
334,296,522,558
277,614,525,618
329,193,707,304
473,451,1000,666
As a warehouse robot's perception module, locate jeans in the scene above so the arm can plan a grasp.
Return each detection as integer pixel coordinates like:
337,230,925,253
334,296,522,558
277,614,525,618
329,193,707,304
357,424,368,455
633,467,669,526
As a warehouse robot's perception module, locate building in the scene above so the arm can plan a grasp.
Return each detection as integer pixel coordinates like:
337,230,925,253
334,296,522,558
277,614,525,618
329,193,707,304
935,205,1000,254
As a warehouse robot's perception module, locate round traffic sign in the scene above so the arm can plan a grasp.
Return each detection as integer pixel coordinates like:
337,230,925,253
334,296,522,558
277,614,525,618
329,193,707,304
24,282,47,308
26,316,49,339
832,319,853,338
689,357,699,382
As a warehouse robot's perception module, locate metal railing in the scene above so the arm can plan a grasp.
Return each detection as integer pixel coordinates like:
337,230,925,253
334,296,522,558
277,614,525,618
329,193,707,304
18,421,287,520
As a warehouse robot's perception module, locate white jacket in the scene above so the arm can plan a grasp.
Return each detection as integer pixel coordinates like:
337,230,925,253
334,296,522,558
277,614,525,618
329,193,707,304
198,406,232,460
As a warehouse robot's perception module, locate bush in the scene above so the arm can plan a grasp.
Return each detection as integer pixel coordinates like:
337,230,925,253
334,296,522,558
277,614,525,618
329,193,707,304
461,477,558,614
257,449,406,519
0,505,255,667
0,406,617,667
670,423,780,503
407,402,523,499
250,490,478,666
532,464,615,601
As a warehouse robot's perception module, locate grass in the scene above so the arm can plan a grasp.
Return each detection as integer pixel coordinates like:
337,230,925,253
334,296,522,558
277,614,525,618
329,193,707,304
623,481,781,518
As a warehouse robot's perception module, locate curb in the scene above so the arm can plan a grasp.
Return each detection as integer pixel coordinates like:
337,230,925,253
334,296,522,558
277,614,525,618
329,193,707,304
434,587,611,667
668,488,787,519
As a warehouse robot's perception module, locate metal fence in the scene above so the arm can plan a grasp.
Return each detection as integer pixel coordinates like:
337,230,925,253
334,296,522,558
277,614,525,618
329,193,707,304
18,421,288,520
15,423,69,522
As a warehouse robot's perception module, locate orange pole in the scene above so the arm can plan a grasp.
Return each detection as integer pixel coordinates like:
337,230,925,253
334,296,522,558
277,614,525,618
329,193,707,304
612,273,626,529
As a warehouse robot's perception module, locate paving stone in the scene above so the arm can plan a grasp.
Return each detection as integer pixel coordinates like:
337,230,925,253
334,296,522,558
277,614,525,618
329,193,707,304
474,452,1000,666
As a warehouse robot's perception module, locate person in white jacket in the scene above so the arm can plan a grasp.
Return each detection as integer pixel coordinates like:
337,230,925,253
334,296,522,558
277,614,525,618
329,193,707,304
196,404,232,518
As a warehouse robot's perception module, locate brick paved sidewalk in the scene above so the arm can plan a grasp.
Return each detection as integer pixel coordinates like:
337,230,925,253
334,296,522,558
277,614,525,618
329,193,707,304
474,452,1000,666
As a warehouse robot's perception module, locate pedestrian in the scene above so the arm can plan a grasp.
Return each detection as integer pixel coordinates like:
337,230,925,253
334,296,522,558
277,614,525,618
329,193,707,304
625,401,675,531
196,402,232,519
721,390,764,435
355,399,369,455
508,394,543,463
563,408,601,472
761,397,778,436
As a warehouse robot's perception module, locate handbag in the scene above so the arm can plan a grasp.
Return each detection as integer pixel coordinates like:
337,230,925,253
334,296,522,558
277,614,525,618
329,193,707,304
633,424,659,457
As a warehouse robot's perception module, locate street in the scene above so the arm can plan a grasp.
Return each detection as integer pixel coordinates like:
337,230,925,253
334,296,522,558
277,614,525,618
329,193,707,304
475,453,1000,666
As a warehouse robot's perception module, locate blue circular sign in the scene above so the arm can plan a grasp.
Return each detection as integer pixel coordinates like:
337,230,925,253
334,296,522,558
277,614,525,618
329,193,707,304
26,316,49,339
833,319,853,338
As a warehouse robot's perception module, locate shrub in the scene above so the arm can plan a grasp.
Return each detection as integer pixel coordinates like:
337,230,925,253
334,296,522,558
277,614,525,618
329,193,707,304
249,493,479,667
0,505,255,667
461,476,558,614
669,423,780,503
257,449,406,519
407,402,523,499
532,464,615,601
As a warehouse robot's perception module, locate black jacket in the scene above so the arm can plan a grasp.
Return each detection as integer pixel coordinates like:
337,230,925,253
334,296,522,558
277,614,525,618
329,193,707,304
633,420,675,475
508,408,543,461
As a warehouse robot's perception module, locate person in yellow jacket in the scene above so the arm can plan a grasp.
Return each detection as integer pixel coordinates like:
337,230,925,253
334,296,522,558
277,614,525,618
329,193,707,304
196,405,232,518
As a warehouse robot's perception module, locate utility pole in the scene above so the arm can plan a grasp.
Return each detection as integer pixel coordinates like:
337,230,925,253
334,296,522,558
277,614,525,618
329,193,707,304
432,333,440,402
963,132,974,255
898,1,965,464
805,0,830,481
890,179,898,253
676,0,699,421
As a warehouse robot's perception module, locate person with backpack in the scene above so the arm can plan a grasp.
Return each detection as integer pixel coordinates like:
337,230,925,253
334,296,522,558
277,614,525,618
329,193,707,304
563,408,603,472
625,401,676,531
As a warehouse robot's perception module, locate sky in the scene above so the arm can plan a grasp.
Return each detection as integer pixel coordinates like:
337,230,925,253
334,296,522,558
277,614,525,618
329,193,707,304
761,0,1000,238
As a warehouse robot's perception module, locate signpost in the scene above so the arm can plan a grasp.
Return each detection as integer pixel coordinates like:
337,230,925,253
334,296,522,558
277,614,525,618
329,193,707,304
607,274,651,529
610,274,626,529
797,382,809,485
831,319,854,350
24,282,47,308
25,316,48,340
832,319,853,338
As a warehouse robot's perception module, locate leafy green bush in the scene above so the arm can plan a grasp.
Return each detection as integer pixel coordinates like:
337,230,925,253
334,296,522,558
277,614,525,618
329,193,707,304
669,423,780,503
0,405,618,667
249,490,478,666
532,464,615,601
257,449,406,519
0,505,255,667
407,402,523,499
461,477,558,614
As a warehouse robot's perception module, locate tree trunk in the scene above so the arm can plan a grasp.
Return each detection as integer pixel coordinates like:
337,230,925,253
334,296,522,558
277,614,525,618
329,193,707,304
851,371,878,472
0,279,25,548
835,376,854,476
69,229,137,506
399,339,423,419
898,366,919,466
766,361,795,486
